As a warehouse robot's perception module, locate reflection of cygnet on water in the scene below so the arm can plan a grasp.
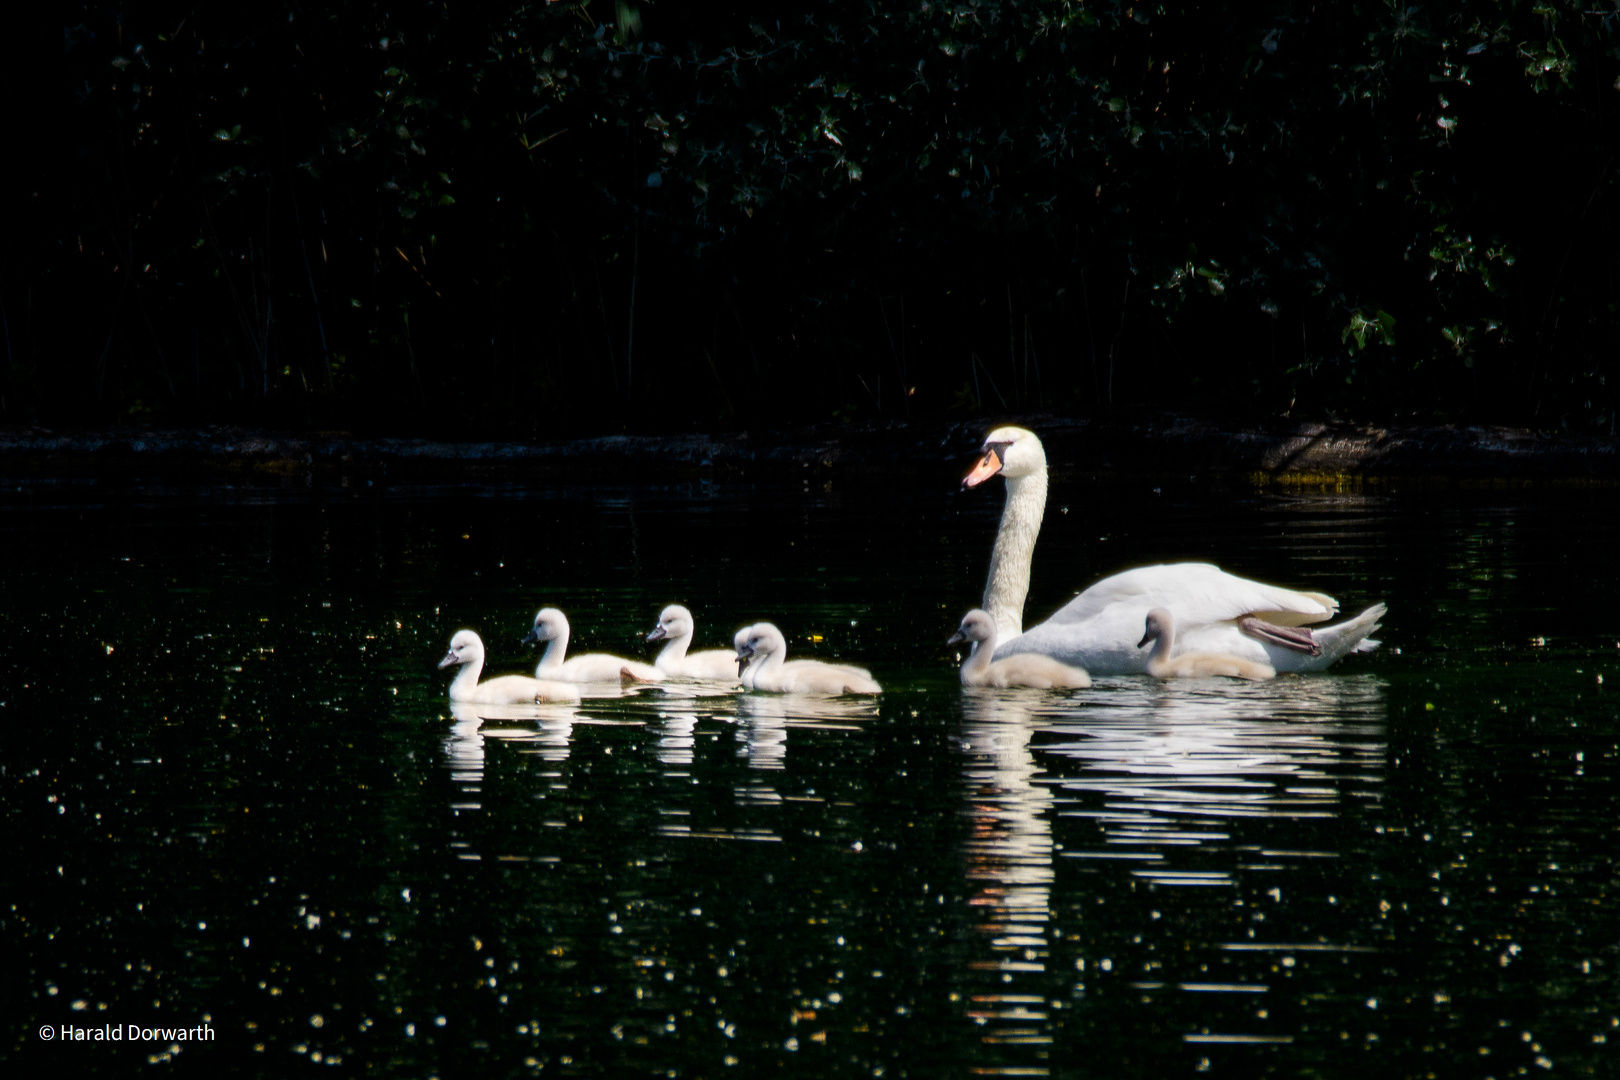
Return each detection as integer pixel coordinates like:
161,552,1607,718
447,700,578,764
732,693,880,769
442,716,486,784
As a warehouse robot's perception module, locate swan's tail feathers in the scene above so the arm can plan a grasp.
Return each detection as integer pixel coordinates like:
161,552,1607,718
1317,603,1387,665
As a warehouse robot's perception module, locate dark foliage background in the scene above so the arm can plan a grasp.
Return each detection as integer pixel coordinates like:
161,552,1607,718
9,1,1619,436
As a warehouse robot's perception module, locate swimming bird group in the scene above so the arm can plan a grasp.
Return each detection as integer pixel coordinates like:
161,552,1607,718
955,425,1386,685
440,604,882,702
440,425,1386,701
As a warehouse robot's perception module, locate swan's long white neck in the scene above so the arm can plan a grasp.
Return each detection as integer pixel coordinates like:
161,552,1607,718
655,629,691,665
536,626,570,673
450,653,484,697
983,467,1047,640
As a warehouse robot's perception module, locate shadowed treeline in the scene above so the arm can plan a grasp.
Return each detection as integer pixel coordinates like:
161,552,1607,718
11,1,1619,436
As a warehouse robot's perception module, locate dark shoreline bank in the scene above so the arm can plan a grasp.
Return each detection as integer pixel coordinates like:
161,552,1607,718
2,414,1616,484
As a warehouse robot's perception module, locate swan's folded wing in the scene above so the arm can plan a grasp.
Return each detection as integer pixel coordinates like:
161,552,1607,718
1044,563,1337,627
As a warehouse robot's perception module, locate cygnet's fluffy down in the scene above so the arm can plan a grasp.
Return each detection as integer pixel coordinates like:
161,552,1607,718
521,607,665,683
647,604,741,681
735,622,882,695
439,630,581,703
1138,608,1276,681
949,609,1090,689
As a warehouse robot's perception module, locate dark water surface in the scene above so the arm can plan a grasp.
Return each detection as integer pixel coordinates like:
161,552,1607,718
3,470,1616,1078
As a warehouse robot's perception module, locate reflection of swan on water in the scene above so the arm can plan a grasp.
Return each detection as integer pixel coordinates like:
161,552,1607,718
732,693,880,769
656,708,700,768
643,689,737,767
1138,608,1275,681
1032,675,1388,813
954,688,1058,1060
961,426,1386,674
950,609,1091,688
521,607,665,683
647,604,742,682
736,692,880,724
439,630,581,703
735,623,882,694
443,715,486,784
447,700,577,764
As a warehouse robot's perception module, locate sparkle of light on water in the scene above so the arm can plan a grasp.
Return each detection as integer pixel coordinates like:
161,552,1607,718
2,473,1615,1076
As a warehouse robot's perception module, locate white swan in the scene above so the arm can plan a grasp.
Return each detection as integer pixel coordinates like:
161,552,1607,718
439,630,582,704
735,622,883,695
521,607,666,683
949,609,1091,689
963,426,1386,675
647,604,742,681
1138,608,1275,680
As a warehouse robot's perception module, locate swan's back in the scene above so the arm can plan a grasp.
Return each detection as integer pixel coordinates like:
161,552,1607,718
460,674,581,704
763,660,882,695
1049,564,1337,628
662,649,744,681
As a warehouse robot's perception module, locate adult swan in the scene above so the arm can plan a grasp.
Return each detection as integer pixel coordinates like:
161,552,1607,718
962,426,1386,675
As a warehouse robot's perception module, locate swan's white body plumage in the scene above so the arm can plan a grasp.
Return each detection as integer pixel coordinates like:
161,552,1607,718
964,426,1386,676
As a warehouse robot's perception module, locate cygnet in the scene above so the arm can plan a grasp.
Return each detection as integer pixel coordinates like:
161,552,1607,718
439,630,581,703
734,622,882,695
647,604,742,681
1138,608,1276,681
949,609,1091,688
521,607,665,683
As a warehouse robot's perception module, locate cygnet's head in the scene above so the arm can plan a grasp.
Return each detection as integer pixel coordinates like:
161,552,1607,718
521,607,569,646
648,604,694,643
732,624,755,674
740,623,787,661
962,426,1046,489
947,609,996,646
439,629,485,669
1138,608,1174,649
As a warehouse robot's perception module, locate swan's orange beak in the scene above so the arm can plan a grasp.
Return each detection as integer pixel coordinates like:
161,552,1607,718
961,448,1004,489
